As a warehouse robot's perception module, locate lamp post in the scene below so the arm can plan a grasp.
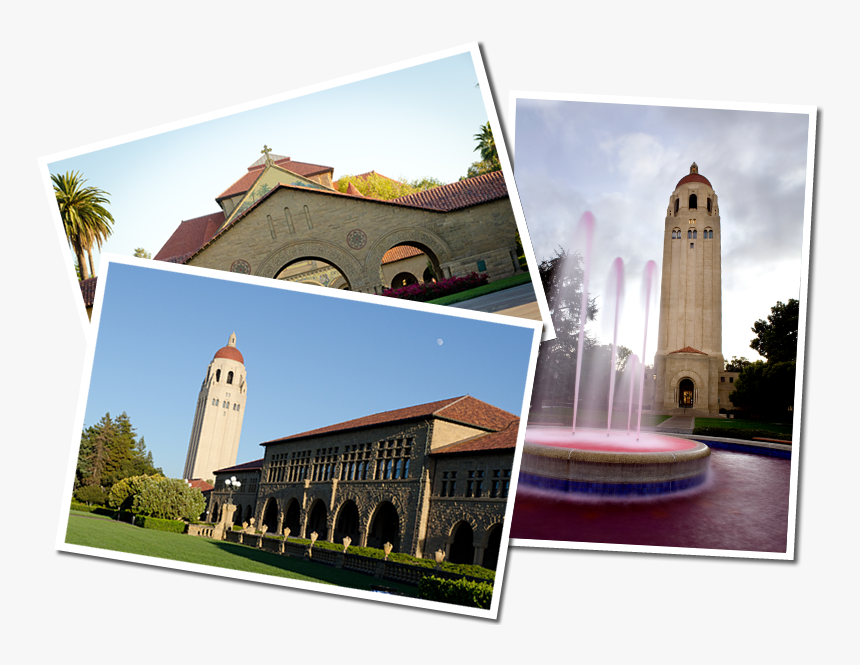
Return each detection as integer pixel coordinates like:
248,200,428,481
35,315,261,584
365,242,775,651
224,476,241,505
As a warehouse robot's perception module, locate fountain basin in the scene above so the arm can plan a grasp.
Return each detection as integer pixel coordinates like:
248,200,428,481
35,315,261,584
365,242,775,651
520,427,710,496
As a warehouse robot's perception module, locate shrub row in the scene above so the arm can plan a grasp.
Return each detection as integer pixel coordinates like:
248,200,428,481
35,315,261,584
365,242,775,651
136,515,187,533
280,537,495,580
692,427,792,442
381,272,489,302
71,502,99,513
418,575,493,609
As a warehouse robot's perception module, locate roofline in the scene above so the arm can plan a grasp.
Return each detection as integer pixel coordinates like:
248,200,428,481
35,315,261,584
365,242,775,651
259,413,437,447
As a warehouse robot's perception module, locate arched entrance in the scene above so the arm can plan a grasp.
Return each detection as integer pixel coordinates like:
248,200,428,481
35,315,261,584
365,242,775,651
283,499,301,537
390,272,419,289
276,257,351,290
333,500,361,544
679,378,694,408
367,502,400,551
232,504,243,526
449,521,474,564
306,500,328,540
379,242,443,289
482,524,503,570
262,498,279,533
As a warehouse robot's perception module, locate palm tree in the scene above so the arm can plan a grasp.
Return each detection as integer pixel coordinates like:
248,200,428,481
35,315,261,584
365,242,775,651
473,122,498,163
52,171,114,280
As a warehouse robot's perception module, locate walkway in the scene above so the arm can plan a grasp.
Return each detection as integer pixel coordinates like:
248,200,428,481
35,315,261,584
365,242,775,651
449,283,537,314
654,415,695,434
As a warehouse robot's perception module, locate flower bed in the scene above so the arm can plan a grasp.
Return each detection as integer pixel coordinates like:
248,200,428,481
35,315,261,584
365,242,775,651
381,272,489,302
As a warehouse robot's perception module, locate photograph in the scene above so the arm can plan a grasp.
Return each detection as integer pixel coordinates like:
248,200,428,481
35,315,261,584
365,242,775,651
508,94,814,558
58,256,540,618
40,44,553,337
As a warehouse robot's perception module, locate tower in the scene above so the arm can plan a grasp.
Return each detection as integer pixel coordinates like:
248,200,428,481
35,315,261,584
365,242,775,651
653,163,724,415
183,332,248,481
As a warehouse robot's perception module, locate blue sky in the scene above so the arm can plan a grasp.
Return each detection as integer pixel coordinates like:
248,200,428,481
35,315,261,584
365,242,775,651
83,261,537,479
514,99,811,363
49,52,488,271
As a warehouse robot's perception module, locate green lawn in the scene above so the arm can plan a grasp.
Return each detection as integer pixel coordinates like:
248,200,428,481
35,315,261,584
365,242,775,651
65,512,417,596
693,418,793,436
528,407,670,429
427,273,533,306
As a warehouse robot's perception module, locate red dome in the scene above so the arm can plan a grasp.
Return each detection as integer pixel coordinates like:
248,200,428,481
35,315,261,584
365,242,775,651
676,173,712,189
214,346,244,364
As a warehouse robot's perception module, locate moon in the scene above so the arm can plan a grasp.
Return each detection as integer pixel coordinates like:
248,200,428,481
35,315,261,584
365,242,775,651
437,339,444,346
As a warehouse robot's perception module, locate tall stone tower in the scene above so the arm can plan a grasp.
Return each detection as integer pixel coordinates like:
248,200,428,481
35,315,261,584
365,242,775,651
183,333,248,481
653,163,724,415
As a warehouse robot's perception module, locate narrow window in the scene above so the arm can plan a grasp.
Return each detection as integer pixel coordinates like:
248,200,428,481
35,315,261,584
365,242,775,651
215,369,221,382
284,207,295,234
303,205,313,230
730,377,734,383
693,230,697,239
672,230,676,239
690,243,694,249
674,198,679,214
227,371,233,384
707,198,712,213
721,376,725,382
709,230,713,239
403,459,410,478
687,229,692,239
267,214,276,240
689,193,698,209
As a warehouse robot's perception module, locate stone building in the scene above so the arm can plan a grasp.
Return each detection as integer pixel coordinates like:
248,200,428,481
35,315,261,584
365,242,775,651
182,333,248,482
207,395,518,569
653,164,736,414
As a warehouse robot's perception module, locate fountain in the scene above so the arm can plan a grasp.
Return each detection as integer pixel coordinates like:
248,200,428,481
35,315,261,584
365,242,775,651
521,213,710,496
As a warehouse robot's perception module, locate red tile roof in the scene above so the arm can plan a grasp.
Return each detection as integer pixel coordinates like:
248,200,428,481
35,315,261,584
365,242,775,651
346,181,363,196
392,171,508,211
214,345,244,364
213,458,264,475
153,211,224,261
670,346,707,355
216,157,334,201
431,419,520,455
80,277,98,307
188,479,214,491
676,173,712,189
381,245,425,263
261,396,516,446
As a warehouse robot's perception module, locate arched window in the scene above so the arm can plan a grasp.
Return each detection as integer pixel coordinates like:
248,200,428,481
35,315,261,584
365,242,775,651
215,369,221,382
707,198,712,213
693,230,697,239
689,194,698,209
671,230,676,239
227,371,233,384
674,198,679,214
687,229,692,239
709,230,713,239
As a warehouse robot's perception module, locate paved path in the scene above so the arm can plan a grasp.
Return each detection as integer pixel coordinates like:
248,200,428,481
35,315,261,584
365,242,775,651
655,415,695,433
449,283,537,313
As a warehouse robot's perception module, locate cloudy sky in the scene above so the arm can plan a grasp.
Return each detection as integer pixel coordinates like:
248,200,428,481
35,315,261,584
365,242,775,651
513,98,812,364
46,50,489,271
82,260,537,479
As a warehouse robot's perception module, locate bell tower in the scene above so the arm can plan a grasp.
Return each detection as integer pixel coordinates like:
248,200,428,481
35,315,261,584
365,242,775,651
653,164,724,415
183,332,248,481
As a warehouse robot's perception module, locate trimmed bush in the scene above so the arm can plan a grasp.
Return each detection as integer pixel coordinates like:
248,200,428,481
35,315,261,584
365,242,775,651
136,515,186,533
71,502,99,513
74,484,107,506
381,272,489,302
693,426,791,442
418,575,493,609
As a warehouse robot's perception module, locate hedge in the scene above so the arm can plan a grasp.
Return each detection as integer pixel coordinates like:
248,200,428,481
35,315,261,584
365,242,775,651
381,272,489,302
71,502,99,513
283,537,495,580
418,576,493,609
136,516,187,533
692,427,792,443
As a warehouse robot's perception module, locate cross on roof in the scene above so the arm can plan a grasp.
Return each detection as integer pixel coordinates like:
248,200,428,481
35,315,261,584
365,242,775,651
261,144,273,165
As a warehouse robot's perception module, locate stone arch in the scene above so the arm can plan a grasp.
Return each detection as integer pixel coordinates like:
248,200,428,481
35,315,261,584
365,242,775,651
282,498,301,537
333,499,361,545
689,193,698,209
364,227,453,282
255,240,364,289
390,271,419,289
448,520,476,565
305,499,329,540
261,497,279,533
481,523,503,571
668,369,704,389
367,501,400,552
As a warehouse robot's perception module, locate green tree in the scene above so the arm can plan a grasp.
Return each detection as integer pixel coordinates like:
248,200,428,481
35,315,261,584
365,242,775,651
725,356,754,372
473,121,497,162
530,249,599,409
729,360,796,418
750,299,799,363
52,171,115,280
132,477,206,521
407,176,445,191
73,484,107,506
133,247,152,259
335,173,417,200
108,474,160,512
75,412,162,492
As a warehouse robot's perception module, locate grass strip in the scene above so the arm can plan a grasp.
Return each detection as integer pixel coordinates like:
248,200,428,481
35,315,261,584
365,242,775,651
693,418,792,436
427,273,533,306
64,512,417,596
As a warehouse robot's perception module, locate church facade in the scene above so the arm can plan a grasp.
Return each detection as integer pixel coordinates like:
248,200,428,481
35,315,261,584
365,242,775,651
653,164,736,414
207,395,518,569
182,333,247,482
